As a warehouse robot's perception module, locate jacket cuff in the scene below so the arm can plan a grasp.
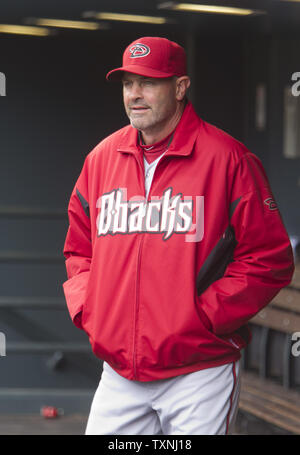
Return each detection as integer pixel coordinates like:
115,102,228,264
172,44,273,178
73,311,83,330
63,271,90,330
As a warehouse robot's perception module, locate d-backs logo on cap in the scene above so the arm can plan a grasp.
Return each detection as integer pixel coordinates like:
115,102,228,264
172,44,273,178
129,43,150,58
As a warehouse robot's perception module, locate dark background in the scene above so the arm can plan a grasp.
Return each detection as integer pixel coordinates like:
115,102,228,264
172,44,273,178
0,0,299,414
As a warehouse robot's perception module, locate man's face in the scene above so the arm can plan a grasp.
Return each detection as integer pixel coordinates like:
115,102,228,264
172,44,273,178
122,73,178,135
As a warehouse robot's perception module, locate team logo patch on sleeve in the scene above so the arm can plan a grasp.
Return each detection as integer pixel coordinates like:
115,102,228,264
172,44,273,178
264,197,278,211
129,43,150,58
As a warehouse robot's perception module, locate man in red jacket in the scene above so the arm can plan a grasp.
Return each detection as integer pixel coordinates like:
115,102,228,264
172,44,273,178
63,37,294,435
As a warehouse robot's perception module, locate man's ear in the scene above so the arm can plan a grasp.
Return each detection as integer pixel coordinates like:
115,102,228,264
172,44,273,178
176,76,191,101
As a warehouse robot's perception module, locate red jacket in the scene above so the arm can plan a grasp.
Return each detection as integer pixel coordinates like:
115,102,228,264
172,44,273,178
63,102,294,381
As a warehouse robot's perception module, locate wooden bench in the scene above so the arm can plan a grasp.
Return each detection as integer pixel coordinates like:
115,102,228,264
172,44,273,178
239,263,300,434
239,370,300,434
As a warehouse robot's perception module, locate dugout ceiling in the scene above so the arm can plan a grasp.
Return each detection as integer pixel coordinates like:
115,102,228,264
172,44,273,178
0,0,299,36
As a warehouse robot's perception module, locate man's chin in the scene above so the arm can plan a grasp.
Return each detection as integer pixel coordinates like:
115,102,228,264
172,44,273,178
130,119,147,130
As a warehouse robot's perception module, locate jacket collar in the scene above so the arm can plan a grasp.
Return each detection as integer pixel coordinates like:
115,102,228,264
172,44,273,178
117,101,202,158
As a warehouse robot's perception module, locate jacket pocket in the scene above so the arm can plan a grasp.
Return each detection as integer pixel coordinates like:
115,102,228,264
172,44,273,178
196,224,237,296
196,302,213,332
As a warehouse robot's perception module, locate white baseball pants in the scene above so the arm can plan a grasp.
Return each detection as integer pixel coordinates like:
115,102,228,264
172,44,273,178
85,359,240,435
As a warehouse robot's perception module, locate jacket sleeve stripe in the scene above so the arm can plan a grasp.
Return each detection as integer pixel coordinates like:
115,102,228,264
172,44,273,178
196,225,237,296
229,197,241,220
76,188,90,218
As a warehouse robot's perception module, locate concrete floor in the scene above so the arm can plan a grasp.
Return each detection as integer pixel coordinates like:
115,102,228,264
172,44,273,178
0,411,290,435
0,413,88,435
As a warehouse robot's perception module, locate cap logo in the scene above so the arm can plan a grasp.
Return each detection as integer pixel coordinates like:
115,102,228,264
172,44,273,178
129,43,150,58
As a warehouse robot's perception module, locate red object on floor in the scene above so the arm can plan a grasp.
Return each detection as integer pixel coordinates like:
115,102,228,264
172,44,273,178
41,406,59,419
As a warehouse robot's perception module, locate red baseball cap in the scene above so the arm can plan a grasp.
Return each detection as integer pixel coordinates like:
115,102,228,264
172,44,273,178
106,36,187,81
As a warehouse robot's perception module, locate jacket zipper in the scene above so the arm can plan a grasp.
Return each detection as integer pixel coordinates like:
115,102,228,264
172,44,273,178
132,153,166,380
133,235,144,380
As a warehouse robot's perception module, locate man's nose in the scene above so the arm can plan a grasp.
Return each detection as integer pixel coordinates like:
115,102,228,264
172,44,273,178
129,81,143,100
